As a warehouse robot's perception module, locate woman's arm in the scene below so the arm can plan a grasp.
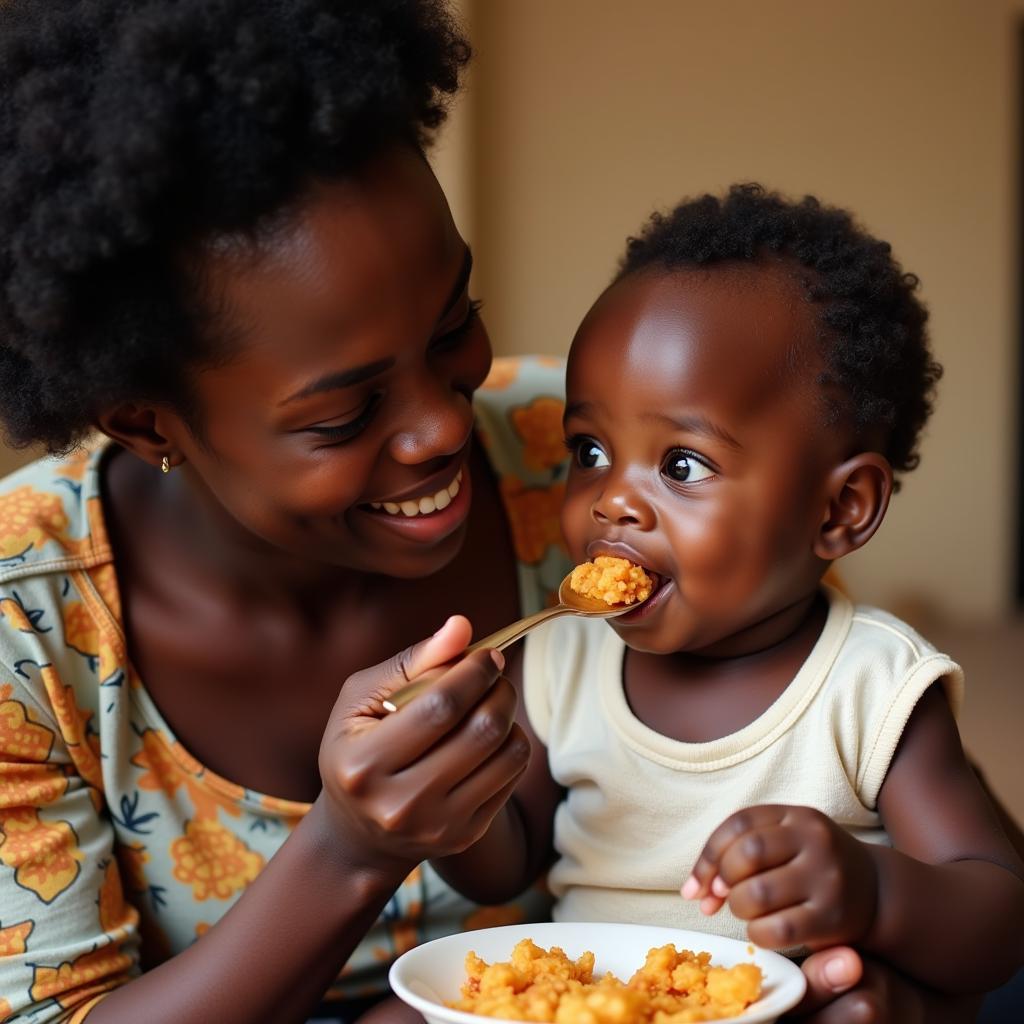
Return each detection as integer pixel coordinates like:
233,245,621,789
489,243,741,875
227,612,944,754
84,618,528,1023
430,641,565,905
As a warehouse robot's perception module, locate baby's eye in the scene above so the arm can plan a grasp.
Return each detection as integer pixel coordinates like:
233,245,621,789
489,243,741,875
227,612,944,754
573,438,610,470
662,449,714,483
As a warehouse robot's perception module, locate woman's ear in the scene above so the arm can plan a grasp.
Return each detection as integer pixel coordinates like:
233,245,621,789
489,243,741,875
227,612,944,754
814,452,894,561
94,403,186,472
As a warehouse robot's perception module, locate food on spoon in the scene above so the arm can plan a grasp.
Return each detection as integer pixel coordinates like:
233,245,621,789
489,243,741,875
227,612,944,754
569,555,654,606
449,938,763,1022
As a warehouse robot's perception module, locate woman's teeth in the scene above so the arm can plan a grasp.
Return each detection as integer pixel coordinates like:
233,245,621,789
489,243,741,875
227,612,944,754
371,470,462,518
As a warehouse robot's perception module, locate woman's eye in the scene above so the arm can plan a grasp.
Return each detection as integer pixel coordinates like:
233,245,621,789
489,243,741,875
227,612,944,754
573,439,610,469
662,449,714,483
306,393,382,445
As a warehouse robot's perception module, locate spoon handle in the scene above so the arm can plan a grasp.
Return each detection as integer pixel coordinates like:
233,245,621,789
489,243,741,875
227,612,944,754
382,604,570,713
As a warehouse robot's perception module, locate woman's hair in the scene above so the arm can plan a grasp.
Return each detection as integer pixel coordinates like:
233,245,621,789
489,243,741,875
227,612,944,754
0,0,469,452
618,184,942,479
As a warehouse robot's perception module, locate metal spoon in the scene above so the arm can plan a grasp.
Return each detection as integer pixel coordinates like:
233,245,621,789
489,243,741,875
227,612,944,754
382,570,650,712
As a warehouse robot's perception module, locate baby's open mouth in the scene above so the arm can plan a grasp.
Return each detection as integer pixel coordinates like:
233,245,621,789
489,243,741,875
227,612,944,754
362,469,463,519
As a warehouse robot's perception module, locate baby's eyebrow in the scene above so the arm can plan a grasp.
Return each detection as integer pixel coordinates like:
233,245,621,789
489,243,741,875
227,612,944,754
642,412,744,451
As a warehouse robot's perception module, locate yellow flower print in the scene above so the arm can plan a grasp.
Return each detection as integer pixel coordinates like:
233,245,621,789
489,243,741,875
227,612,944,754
510,397,566,472
88,563,122,626
170,818,264,900
0,698,55,762
462,904,525,931
0,683,10,701
499,477,567,565
0,761,69,810
62,598,120,684
0,807,84,903
480,359,521,391
131,729,243,822
63,600,98,659
98,860,139,937
0,917,34,956
55,447,92,483
0,597,34,632
0,486,90,562
38,668,102,792
0,998,11,1020
31,942,133,1007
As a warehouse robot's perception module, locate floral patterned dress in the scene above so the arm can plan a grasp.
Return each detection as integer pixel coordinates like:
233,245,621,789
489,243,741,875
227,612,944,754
0,357,569,1023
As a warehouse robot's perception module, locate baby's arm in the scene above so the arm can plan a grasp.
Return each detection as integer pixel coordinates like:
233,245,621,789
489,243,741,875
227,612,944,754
430,641,565,904
685,684,1024,993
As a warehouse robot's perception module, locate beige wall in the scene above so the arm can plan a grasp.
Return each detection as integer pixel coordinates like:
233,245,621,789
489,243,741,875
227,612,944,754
3,2,1019,622
439,0,1020,622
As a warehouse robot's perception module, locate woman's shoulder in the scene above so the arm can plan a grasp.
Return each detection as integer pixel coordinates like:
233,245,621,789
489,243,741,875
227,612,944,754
0,439,112,583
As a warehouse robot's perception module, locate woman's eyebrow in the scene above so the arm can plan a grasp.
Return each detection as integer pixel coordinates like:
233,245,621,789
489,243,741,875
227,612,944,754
280,358,395,406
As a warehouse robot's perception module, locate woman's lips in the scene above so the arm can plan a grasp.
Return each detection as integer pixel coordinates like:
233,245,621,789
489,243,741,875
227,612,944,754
358,465,471,544
369,468,463,518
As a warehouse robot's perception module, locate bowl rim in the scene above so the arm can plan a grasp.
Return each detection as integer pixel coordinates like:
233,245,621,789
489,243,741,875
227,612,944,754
388,921,807,1024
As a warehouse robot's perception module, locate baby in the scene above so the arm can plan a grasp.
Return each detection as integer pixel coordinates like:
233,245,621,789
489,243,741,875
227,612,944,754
437,185,1024,995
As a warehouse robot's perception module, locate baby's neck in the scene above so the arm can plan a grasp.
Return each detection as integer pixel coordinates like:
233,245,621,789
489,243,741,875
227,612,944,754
622,591,829,744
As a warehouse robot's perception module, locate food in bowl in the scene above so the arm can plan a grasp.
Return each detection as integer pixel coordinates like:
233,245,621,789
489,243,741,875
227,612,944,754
569,556,654,606
449,938,762,1023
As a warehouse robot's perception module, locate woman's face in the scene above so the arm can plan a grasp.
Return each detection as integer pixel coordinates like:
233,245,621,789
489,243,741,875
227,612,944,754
170,146,491,579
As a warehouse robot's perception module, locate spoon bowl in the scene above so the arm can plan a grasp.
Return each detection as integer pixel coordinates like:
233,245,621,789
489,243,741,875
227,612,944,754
382,568,651,712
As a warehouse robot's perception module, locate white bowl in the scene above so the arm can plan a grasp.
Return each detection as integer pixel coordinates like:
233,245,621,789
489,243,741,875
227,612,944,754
389,921,806,1024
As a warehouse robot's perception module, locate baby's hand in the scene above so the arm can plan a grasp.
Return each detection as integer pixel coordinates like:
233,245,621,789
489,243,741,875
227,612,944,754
681,805,878,951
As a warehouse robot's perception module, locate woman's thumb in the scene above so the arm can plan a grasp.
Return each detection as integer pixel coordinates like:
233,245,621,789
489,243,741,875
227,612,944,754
401,615,474,681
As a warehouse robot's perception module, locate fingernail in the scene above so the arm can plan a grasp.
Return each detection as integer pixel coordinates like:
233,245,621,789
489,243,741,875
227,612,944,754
489,649,505,671
711,876,730,898
699,896,719,915
681,876,699,900
823,955,858,990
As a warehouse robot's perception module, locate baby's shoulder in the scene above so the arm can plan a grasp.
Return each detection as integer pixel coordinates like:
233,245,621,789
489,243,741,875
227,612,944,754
829,600,963,718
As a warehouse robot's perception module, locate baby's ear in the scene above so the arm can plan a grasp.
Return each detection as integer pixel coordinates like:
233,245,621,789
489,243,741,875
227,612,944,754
814,453,893,561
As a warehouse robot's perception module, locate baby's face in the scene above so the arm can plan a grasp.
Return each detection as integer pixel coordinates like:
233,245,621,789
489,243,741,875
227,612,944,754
562,264,847,656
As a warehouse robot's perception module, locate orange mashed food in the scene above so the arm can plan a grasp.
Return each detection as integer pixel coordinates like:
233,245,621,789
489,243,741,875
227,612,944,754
449,939,763,1023
569,556,654,607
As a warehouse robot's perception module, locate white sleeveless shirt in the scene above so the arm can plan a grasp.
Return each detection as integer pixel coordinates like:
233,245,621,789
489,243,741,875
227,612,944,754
523,586,963,939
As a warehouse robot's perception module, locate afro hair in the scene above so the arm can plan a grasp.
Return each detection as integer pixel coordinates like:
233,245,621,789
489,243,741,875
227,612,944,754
0,0,470,451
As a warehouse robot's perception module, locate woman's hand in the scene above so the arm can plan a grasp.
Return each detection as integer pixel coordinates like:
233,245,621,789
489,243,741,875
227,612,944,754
682,805,877,950
317,615,531,874
786,947,982,1023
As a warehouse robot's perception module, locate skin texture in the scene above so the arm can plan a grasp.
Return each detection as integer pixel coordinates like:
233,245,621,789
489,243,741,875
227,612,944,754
441,263,1023,1018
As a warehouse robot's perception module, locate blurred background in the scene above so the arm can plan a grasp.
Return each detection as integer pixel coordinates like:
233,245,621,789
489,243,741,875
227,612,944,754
0,1,1020,816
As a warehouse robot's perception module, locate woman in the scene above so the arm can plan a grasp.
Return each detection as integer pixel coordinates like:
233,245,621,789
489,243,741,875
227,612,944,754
0,2,974,1022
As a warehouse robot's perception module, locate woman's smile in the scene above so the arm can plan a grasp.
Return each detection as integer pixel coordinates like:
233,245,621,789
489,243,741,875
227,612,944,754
357,459,471,545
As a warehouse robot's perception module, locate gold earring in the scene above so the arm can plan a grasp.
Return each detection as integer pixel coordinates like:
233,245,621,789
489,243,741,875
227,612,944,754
160,456,171,474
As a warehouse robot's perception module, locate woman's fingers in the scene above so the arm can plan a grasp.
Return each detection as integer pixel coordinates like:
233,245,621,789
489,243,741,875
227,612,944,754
342,615,476,718
352,648,507,773
788,947,863,1017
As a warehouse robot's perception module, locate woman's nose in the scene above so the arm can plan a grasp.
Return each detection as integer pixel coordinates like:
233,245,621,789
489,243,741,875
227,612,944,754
591,476,655,530
388,375,473,465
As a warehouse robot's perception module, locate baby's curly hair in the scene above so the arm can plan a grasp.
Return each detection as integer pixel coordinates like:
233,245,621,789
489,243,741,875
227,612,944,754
0,0,469,452
618,184,941,479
